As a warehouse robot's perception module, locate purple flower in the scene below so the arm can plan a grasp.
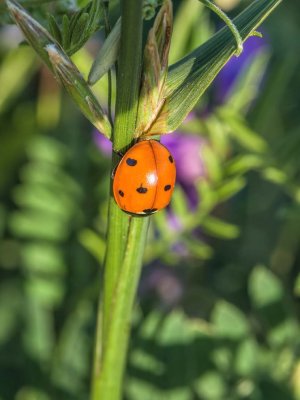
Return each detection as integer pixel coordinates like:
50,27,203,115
161,131,207,208
93,130,112,156
214,33,269,104
139,265,183,308
161,133,206,185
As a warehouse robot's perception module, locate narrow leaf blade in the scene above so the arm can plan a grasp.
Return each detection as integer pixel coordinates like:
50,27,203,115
148,0,282,134
136,0,173,136
46,44,112,138
88,17,121,85
6,0,112,138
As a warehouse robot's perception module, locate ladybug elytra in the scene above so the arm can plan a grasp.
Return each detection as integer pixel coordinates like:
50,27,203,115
113,140,176,215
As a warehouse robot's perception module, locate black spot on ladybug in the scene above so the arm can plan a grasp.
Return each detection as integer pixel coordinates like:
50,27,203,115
136,186,148,194
164,184,171,191
126,158,137,166
143,208,158,214
119,190,124,197
168,155,174,163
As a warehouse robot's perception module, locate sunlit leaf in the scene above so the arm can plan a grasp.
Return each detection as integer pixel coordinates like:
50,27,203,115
216,177,246,203
248,265,284,308
148,0,282,134
6,0,112,138
88,18,121,85
201,216,239,239
136,0,173,137
234,338,258,376
211,301,249,339
267,319,299,348
195,371,227,400
219,110,267,153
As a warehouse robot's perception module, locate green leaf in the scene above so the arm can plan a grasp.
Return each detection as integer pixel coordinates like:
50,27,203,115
47,0,103,56
9,210,70,241
88,17,121,84
171,185,189,219
216,177,246,203
225,154,264,176
0,45,37,114
225,48,270,112
52,301,92,392
14,387,50,400
184,238,213,260
23,299,55,360
148,0,282,134
201,144,222,183
6,0,112,138
70,12,90,50
267,319,299,348
136,0,173,136
219,110,267,153
195,371,227,400
6,0,58,70
21,243,66,275
62,14,71,49
25,277,65,307
47,13,62,43
13,183,78,217
78,228,106,264
248,265,284,308
211,347,232,372
201,215,239,239
46,43,112,137
262,167,288,185
234,338,258,376
211,300,249,339
196,180,218,215
199,0,243,56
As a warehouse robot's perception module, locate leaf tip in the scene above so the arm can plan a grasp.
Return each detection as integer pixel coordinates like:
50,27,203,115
6,0,23,20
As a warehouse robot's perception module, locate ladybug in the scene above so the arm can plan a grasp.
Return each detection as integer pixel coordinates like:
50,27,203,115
113,140,176,215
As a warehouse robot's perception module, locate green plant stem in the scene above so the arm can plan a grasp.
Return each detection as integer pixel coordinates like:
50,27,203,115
92,218,149,399
91,0,148,399
101,0,113,125
102,0,144,346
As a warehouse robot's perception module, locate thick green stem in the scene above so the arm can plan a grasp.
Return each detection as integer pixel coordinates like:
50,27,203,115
92,218,149,399
102,0,144,348
91,1,148,399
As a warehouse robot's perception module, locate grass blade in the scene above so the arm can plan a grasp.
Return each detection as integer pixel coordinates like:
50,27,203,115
148,0,282,135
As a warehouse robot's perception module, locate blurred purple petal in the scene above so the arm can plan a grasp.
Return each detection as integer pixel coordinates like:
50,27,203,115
139,265,183,308
162,131,207,208
167,212,183,231
93,130,112,156
161,133,207,185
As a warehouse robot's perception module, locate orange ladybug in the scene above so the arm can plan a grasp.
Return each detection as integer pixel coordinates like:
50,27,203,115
113,140,176,215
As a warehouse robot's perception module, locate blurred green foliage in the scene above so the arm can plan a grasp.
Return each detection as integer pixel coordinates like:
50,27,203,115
0,1,299,400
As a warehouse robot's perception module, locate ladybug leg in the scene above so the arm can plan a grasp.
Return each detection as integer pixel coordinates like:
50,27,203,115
113,149,123,158
111,165,117,179
111,149,123,179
